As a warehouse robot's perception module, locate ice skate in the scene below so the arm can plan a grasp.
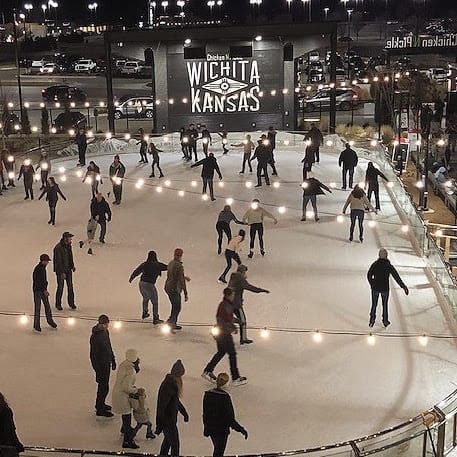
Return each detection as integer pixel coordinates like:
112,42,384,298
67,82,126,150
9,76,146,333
232,376,247,386
201,371,217,383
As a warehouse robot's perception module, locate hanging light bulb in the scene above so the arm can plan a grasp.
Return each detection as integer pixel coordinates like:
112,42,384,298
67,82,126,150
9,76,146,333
401,225,409,233
273,182,280,188
113,320,122,329
202,193,209,201
278,206,286,214
367,333,376,346
135,179,144,189
164,180,171,187
416,180,424,189
161,323,172,334
312,330,322,343
245,181,253,188
210,326,220,336
59,166,66,173
156,186,163,193
418,335,428,347
326,140,333,147
19,314,29,325
336,215,344,223
67,317,76,326
76,170,83,178
191,180,197,187
178,190,185,197
260,328,270,338
225,197,234,205
124,133,131,140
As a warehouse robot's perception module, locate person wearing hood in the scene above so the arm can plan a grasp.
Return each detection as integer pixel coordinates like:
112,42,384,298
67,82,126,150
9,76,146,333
109,154,126,205
90,192,112,244
218,229,245,284
38,151,51,190
53,231,76,310
83,161,102,198
304,123,323,163
155,360,189,457
191,153,223,202
252,135,271,187
129,250,168,323
76,128,87,166
18,159,35,200
38,177,67,226
365,162,388,211
301,172,331,222
0,392,24,457
367,248,409,328
112,348,141,449
203,372,248,457
149,142,164,178
90,314,116,417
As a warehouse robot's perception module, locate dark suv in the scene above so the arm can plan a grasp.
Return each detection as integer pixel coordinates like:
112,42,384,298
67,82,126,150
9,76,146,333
41,85,87,103
53,112,87,132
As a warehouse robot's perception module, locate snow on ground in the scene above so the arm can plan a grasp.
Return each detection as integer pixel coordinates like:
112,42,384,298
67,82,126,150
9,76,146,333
0,133,456,455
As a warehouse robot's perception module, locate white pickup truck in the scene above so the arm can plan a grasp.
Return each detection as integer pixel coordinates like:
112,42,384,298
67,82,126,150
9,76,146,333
426,68,448,83
74,59,97,73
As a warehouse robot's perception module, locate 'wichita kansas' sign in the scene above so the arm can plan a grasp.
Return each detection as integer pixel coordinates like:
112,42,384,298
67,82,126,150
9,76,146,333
386,33,457,49
186,56,261,113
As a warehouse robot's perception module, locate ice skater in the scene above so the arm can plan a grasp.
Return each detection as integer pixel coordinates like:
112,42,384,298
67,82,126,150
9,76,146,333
109,154,126,205
38,151,51,190
180,127,190,161
304,123,323,163
131,388,155,440
32,253,57,333
217,131,229,154
231,134,254,173
202,288,247,386
342,185,375,243
218,229,245,284
2,150,15,188
53,231,77,310
367,248,409,328
200,124,212,157
129,250,168,323
252,135,271,187
242,199,277,258
203,372,248,457
188,123,199,161
301,172,331,222
215,205,245,255
76,128,87,166
79,217,97,255
191,153,223,201
365,162,389,211
18,158,35,200
83,161,102,198
137,129,148,163
90,192,111,243
301,143,316,180
267,126,278,176
228,264,269,345
149,142,164,178
338,143,358,189
38,177,67,226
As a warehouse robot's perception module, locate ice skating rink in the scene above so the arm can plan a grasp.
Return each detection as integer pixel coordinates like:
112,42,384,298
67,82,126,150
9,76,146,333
1,134,456,455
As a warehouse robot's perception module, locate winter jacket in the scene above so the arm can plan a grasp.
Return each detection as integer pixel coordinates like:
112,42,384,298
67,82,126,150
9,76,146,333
302,145,316,165
18,164,35,183
226,235,243,253
203,388,245,436
76,133,87,149
342,194,374,213
242,207,277,225
112,359,137,415
252,144,271,165
53,240,74,274
367,258,406,292
39,158,51,173
138,138,148,154
32,262,48,292
302,178,331,196
130,251,167,284
304,127,323,147
109,161,126,180
131,390,151,424
365,166,388,187
216,297,236,334
164,259,187,295
83,164,101,183
156,374,188,431
201,129,212,142
90,197,112,222
217,210,242,225
267,130,277,149
89,324,115,372
149,145,163,161
191,156,222,179
228,271,266,309
0,405,24,454
38,184,66,204
338,148,358,168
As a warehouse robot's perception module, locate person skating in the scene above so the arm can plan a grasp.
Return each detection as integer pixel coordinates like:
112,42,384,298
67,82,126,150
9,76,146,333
76,128,87,166
231,134,254,174
202,288,247,386
203,372,248,457
79,217,97,255
129,250,168,323
18,158,35,200
0,150,10,190
191,153,222,201
38,151,51,190
301,172,331,222
252,135,271,187
155,360,189,457
367,248,409,328
32,253,57,332
149,142,164,178
242,199,277,258
90,314,116,418
180,127,190,161
188,123,199,161
112,349,141,449
304,123,323,163
164,248,190,330
137,129,149,164
338,143,358,189
131,388,155,440
267,126,278,176
342,185,375,243
215,205,244,255
228,264,269,345
0,392,24,457
38,177,66,226
90,192,111,243
109,154,126,205
53,231,77,310
365,162,388,211
301,143,316,180
217,131,229,154
200,124,212,157
83,161,102,198
2,151,15,188
218,229,245,284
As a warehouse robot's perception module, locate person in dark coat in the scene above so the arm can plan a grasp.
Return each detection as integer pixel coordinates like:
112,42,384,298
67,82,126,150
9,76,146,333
365,162,389,211
217,131,229,154
202,288,247,385
90,314,116,417
38,177,66,226
109,154,126,205
18,159,35,200
200,124,212,157
32,253,57,332
367,248,409,328
203,372,248,457
180,127,190,160
301,172,332,222
149,142,164,178
188,124,199,161
2,151,15,188
137,129,148,163
129,250,168,322
76,128,87,166
0,392,24,457
301,144,315,180
90,192,112,243
338,143,358,189
231,134,254,174
83,161,102,198
267,126,278,176
38,151,51,190
304,123,323,163
53,231,76,310
191,153,222,201
155,360,189,457
215,205,244,255
253,135,271,187
228,265,269,344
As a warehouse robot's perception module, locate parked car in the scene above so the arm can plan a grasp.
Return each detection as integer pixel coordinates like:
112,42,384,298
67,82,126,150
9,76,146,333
300,88,362,112
41,85,87,102
114,96,154,119
335,68,346,81
427,68,448,83
53,111,87,132
309,51,320,63
40,63,60,74
74,59,97,72
120,61,145,76
307,69,325,83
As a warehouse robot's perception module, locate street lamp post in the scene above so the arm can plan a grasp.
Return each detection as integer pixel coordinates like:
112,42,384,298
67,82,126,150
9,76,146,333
301,0,311,22
177,0,185,14
346,9,353,79
207,0,215,17
24,3,33,24
88,3,98,23
41,4,47,21
323,7,329,20
12,11,25,132
341,0,349,10
48,0,58,23
161,1,168,15
148,1,156,26
19,13,26,34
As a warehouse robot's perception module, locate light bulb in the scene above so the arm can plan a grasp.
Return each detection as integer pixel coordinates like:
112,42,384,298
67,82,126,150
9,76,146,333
191,180,197,187
251,202,259,210
336,215,344,223
210,326,220,336
19,314,29,325
156,186,163,193
60,175,67,182
312,331,322,343
59,166,65,173
278,206,286,214
124,133,131,140
260,328,270,338
113,320,122,329
326,140,333,147
273,182,280,188
245,181,253,188
67,317,76,326
418,335,428,347
225,198,233,205
202,193,209,201
161,323,171,334
416,181,424,189
367,333,376,346
76,170,83,178
178,190,185,197
164,180,171,187
135,179,144,189
401,225,409,233
105,132,112,139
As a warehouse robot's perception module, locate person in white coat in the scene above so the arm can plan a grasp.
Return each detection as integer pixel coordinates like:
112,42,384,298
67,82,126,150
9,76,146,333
112,348,141,449
218,229,245,284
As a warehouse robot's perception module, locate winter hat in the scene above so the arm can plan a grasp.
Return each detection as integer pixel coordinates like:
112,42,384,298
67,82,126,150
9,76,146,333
379,248,388,259
170,359,185,377
174,248,184,258
239,229,246,237
40,253,51,262
237,264,248,273
216,372,229,388
126,349,139,363
98,314,109,324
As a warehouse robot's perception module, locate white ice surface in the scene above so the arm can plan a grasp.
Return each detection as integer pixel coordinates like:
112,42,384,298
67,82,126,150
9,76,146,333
1,133,456,455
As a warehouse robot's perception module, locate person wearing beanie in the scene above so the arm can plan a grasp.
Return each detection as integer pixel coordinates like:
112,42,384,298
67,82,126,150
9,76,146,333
89,314,116,417
242,199,277,258
202,288,247,386
215,205,244,255
32,253,57,332
53,232,77,310
338,143,358,190
164,248,190,330
109,154,126,205
367,248,409,328
252,135,271,187
218,229,245,284
155,360,189,456
131,387,155,440
228,265,269,345
112,349,141,449
203,372,248,457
